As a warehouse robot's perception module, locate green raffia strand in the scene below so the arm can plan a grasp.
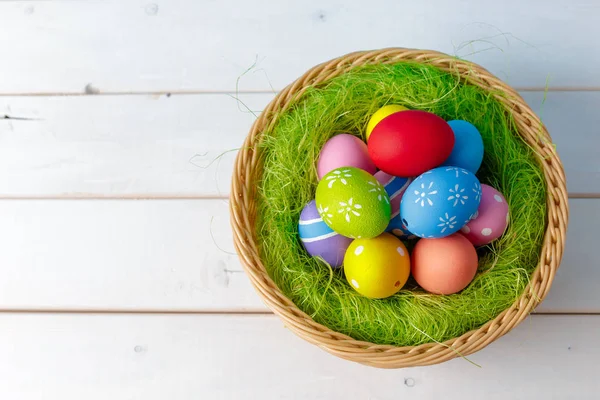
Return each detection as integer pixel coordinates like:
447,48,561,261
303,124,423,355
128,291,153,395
256,62,547,346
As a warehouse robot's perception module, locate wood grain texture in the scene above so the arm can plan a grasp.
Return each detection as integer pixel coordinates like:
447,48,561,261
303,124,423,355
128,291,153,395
0,199,265,312
524,91,600,197
0,313,598,399
0,198,589,312
0,93,266,197
0,91,596,197
0,0,598,93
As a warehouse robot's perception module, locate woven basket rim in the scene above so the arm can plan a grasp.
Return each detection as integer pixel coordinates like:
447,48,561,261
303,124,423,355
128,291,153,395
229,47,569,368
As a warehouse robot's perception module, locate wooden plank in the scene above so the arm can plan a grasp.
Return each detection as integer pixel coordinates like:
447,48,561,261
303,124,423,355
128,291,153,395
0,93,267,197
0,198,591,312
0,0,598,93
0,91,596,197
537,199,595,313
521,91,600,197
0,313,597,399
0,199,266,312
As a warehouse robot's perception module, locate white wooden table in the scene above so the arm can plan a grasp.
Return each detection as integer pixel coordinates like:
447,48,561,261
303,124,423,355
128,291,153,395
0,1,598,398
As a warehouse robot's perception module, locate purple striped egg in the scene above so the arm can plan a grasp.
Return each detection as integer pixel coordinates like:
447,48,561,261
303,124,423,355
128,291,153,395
298,200,352,268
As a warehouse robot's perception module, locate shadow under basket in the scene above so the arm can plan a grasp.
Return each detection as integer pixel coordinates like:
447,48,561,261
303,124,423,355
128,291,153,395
230,48,569,368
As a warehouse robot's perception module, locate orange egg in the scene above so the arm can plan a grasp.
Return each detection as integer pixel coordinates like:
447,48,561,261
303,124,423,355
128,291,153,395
411,234,478,295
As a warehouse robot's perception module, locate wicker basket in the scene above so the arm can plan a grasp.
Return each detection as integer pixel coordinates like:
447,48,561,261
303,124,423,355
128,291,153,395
230,48,569,368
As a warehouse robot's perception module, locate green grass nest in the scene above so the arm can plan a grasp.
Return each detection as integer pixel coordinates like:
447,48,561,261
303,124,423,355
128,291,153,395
256,61,547,347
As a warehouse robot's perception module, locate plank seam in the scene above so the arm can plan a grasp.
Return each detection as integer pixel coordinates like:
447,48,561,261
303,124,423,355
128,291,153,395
0,87,599,97
0,309,591,315
0,193,595,200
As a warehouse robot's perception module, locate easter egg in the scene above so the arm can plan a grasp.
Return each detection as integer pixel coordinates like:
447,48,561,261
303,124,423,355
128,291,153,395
374,171,415,240
317,134,376,180
316,167,391,239
400,167,481,238
374,171,411,217
387,213,417,240
460,184,509,246
344,233,411,299
442,120,484,173
365,104,408,140
368,110,454,177
298,200,352,268
411,233,478,295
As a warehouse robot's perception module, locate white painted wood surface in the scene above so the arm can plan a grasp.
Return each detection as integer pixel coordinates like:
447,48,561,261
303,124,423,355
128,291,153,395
0,94,265,197
0,314,598,400
0,91,598,197
0,0,595,397
0,199,265,312
0,0,598,93
0,198,591,313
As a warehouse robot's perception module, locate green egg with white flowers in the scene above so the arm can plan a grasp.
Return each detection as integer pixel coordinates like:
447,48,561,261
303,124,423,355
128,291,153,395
315,167,391,239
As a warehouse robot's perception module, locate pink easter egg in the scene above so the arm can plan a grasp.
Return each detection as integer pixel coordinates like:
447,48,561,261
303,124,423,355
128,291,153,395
317,134,376,180
460,184,509,246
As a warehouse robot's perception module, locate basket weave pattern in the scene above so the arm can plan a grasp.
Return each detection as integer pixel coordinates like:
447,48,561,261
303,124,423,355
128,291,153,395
230,48,569,368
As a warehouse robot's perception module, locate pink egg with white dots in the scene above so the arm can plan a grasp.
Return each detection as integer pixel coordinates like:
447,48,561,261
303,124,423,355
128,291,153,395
460,184,509,246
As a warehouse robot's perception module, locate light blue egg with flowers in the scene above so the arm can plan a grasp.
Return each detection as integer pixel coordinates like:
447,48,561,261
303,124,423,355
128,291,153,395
400,167,482,238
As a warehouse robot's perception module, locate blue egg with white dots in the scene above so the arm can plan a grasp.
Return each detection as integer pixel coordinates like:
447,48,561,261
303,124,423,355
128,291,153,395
400,167,481,238
386,212,417,240
442,120,484,173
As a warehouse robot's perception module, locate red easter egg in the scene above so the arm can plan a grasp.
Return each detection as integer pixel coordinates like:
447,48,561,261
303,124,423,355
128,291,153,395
368,110,455,177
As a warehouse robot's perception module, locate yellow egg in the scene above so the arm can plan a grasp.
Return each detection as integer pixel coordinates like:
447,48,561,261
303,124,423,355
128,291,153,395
344,233,411,299
365,104,408,140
